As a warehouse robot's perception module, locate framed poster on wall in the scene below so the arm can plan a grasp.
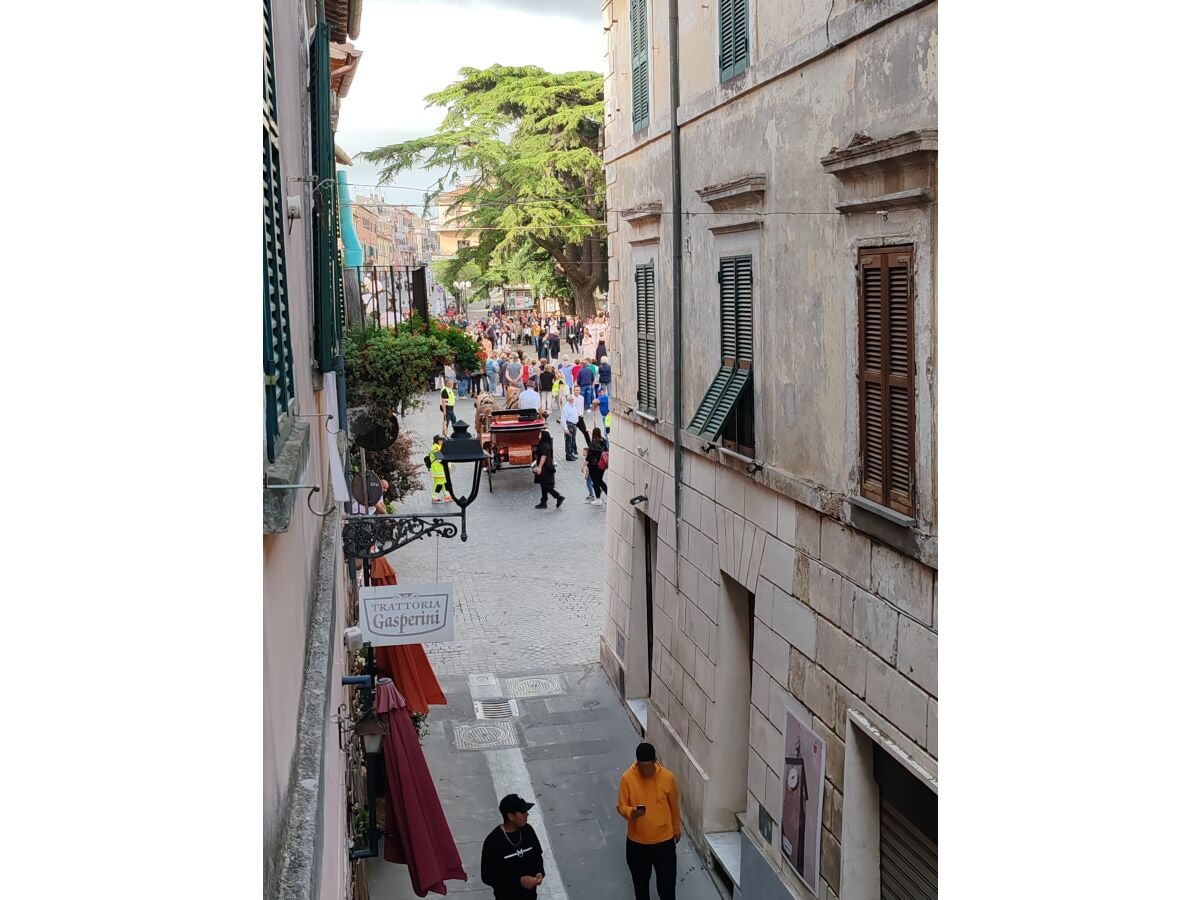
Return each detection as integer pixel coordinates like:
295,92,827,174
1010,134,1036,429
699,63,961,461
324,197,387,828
780,700,827,895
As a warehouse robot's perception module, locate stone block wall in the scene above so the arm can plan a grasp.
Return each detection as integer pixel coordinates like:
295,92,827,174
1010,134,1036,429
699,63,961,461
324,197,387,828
600,422,937,900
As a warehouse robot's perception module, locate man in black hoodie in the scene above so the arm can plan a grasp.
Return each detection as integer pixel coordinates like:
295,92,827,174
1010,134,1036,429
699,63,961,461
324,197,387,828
481,794,546,899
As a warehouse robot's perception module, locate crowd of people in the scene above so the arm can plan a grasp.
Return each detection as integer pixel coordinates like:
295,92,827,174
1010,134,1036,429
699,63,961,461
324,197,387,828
428,308,614,510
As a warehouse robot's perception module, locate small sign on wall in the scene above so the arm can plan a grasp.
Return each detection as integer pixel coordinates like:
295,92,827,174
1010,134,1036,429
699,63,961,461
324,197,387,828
359,584,455,646
780,700,827,896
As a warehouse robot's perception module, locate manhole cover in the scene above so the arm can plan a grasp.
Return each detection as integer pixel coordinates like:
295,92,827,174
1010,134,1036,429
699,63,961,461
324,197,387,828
453,721,521,751
469,673,499,687
474,699,520,720
505,675,566,698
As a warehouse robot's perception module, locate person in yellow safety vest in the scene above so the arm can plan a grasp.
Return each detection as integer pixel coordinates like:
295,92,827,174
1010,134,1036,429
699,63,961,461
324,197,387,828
440,380,458,435
428,435,454,503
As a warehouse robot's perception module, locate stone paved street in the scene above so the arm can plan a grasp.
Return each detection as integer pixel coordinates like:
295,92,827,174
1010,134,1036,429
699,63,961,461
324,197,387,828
366,391,720,900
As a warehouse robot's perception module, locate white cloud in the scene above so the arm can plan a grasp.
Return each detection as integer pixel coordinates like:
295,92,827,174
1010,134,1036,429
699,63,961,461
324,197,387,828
336,0,607,203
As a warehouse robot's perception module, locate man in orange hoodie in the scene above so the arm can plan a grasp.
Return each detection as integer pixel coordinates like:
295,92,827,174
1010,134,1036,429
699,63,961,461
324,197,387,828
616,742,681,900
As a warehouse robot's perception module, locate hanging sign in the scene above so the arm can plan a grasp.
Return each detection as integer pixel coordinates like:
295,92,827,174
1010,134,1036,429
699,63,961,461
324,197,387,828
359,583,455,645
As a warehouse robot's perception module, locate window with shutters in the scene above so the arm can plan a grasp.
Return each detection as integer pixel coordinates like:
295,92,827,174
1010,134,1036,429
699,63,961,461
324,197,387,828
718,0,750,82
630,0,650,131
635,261,658,414
858,246,915,516
687,255,754,454
263,0,295,464
310,21,340,373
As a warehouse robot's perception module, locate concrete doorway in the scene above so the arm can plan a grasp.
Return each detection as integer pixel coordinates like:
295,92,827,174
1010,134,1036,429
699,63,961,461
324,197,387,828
625,514,657,732
705,577,755,889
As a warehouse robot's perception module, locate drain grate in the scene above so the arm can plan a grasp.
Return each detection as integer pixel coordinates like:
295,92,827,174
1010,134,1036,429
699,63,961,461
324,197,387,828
453,721,521,751
505,674,566,698
474,699,520,720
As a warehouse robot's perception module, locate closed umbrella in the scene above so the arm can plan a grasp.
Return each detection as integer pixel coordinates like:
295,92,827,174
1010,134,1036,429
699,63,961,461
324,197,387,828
375,678,467,895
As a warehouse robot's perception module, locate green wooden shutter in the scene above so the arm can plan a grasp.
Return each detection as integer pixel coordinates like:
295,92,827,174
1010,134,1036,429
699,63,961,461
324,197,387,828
719,0,750,81
636,264,648,408
264,0,294,464
636,262,658,414
644,262,657,413
703,368,750,440
733,255,753,364
688,366,734,436
719,258,738,364
719,255,753,365
631,0,650,131
310,22,340,373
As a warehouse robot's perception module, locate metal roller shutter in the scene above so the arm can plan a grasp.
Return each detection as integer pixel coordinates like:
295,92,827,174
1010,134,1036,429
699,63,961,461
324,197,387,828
880,798,937,900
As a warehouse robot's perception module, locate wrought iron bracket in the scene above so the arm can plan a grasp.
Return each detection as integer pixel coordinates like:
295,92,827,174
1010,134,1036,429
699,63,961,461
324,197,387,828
342,511,466,559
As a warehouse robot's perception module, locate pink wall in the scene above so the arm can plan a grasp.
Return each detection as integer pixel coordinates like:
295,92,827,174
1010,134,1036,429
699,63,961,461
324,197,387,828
264,1,349,895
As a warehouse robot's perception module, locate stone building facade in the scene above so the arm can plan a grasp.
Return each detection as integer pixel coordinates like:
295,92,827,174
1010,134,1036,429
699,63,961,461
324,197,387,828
598,2,937,898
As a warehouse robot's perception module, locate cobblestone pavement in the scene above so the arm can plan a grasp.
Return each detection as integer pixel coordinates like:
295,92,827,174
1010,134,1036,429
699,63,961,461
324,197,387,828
379,390,609,676
366,391,721,900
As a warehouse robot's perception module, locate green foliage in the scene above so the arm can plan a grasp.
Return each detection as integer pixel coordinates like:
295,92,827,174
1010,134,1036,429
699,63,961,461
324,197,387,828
360,65,607,315
394,317,481,371
344,324,451,418
343,324,452,503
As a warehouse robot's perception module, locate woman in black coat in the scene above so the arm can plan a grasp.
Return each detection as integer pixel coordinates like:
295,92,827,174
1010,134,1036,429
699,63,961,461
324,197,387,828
533,431,564,509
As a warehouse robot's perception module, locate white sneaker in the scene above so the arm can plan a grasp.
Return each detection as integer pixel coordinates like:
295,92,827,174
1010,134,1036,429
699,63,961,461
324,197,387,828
590,498,603,507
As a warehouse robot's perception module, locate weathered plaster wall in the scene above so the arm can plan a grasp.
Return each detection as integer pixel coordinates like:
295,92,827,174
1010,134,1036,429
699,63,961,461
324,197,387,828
601,3,937,898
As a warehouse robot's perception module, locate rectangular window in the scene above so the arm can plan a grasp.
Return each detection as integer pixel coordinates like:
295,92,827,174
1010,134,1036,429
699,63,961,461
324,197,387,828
718,0,750,81
310,21,340,373
263,0,294,464
635,261,657,414
630,0,650,131
687,255,754,454
858,247,915,516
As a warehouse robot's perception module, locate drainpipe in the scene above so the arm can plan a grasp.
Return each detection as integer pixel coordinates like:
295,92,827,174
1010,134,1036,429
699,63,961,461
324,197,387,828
668,0,684,572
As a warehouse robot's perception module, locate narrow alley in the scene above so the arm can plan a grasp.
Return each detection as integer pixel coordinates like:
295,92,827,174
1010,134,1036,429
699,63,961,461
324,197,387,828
367,390,720,900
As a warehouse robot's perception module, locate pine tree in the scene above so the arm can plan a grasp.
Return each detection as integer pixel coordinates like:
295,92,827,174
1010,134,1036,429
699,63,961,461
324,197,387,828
360,65,606,317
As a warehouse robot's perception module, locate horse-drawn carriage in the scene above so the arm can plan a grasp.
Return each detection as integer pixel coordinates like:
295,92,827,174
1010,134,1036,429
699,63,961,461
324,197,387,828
474,396,546,492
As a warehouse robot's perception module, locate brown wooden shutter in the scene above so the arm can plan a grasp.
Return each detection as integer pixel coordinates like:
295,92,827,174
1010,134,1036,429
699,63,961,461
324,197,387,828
886,250,914,515
858,247,915,515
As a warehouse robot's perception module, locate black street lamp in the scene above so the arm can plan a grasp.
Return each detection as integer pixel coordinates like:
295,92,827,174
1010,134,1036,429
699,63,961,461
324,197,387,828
350,712,388,860
341,419,488,559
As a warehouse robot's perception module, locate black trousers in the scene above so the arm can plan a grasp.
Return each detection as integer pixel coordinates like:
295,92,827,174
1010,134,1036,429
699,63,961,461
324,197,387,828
588,465,607,496
626,838,676,900
538,481,563,504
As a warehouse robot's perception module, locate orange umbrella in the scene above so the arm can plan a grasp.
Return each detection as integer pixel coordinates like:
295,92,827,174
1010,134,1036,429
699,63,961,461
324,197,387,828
368,557,448,716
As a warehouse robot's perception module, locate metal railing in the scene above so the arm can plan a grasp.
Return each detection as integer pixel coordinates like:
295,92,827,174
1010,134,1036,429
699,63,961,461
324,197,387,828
343,265,417,329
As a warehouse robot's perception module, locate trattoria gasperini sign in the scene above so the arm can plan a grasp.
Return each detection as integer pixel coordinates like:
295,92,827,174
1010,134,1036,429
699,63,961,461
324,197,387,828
359,584,455,646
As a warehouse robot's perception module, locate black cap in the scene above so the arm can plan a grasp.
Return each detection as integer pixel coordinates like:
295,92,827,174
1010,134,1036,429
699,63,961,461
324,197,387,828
636,742,657,762
499,794,535,815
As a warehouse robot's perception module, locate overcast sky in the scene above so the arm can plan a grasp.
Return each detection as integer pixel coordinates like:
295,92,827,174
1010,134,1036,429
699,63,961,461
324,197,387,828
337,0,607,212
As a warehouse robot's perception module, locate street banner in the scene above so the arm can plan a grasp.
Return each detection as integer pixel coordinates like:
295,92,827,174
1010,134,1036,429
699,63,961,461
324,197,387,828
780,700,826,895
359,583,455,645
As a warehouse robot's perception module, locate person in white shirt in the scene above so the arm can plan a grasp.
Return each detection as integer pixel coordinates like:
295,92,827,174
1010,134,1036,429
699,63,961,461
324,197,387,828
518,383,541,411
560,384,587,461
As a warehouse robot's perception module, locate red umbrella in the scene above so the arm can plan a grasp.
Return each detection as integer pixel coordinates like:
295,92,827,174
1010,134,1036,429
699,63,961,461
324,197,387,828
375,678,467,895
